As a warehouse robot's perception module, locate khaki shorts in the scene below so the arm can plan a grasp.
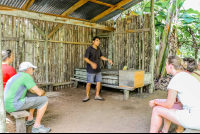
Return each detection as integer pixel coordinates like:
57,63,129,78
17,91,48,111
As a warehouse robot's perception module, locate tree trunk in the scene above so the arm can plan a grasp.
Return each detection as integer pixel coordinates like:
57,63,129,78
0,13,6,133
149,0,156,93
155,0,174,79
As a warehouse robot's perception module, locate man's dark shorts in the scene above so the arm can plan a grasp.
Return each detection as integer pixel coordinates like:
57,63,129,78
18,91,48,111
87,72,102,83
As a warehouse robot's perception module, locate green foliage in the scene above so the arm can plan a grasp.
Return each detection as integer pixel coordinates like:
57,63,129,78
118,0,200,59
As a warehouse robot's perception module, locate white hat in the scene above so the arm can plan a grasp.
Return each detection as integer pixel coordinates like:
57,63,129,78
19,62,37,71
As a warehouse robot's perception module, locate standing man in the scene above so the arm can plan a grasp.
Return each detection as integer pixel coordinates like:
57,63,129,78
82,36,113,102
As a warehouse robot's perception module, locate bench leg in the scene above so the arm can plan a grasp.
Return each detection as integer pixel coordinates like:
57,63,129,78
74,81,78,88
16,117,26,133
124,90,129,100
140,87,143,94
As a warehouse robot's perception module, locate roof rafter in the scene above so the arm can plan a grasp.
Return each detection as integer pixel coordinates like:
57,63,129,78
21,0,35,10
91,0,132,22
61,0,89,16
0,5,115,31
88,0,124,10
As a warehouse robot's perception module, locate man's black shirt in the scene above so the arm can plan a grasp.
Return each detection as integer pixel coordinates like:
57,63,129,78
85,45,103,73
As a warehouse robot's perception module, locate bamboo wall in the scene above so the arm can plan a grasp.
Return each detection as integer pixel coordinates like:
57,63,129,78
112,14,151,72
1,14,151,90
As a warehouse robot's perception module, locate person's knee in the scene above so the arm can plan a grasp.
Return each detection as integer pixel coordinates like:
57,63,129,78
87,83,91,86
42,96,49,105
152,106,161,114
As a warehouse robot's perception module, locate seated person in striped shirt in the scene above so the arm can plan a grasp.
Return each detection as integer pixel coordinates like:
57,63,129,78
4,62,50,133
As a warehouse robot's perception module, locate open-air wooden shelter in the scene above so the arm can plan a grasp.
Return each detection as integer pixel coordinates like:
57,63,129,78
0,0,155,132
0,0,156,92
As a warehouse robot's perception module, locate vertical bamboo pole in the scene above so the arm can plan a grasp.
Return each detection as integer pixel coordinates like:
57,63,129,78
0,13,6,133
108,31,113,69
45,22,49,84
149,0,155,94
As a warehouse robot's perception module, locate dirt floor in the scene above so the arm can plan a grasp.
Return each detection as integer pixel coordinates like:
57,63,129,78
6,85,178,133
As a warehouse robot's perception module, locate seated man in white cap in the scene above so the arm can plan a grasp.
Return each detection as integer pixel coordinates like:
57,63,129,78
4,62,51,133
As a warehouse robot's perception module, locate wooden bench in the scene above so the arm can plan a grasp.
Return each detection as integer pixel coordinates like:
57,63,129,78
37,82,54,91
9,111,29,133
71,78,134,100
37,82,74,91
183,129,200,133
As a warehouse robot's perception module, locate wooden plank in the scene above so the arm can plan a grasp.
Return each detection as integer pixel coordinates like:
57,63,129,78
45,22,48,83
0,5,115,31
48,23,63,39
89,0,124,10
53,81,74,86
115,28,150,34
2,37,19,41
10,111,29,119
21,0,35,10
91,0,132,22
29,20,46,39
61,0,89,16
48,40,92,45
25,38,45,42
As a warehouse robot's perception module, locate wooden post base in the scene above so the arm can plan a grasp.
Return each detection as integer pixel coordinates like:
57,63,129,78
74,81,78,88
124,90,129,100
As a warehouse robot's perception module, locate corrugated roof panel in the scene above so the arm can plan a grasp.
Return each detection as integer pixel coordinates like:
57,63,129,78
0,0,144,22
0,0,27,8
28,0,80,15
97,0,121,5
97,0,143,22
68,1,109,20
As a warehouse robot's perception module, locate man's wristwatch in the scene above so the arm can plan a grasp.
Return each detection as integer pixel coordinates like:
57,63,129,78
107,59,109,61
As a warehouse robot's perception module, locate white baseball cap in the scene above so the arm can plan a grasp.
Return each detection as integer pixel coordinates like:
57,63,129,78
19,62,37,71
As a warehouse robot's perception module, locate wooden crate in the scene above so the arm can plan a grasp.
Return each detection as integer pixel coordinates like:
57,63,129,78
119,70,152,89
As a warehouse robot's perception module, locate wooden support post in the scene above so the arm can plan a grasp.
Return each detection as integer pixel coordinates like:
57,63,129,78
108,32,113,69
48,84,53,92
140,88,143,94
30,20,46,39
149,0,155,94
124,90,129,100
0,13,6,133
45,22,49,84
74,81,78,88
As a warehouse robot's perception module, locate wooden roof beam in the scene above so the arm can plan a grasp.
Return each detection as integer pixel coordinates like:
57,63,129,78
0,5,115,31
22,0,35,10
91,0,132,22
61,0,89,16
88,0,124,10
